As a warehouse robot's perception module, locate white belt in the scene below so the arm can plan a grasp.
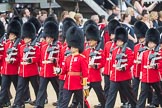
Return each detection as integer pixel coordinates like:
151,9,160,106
144,65,152,69
21,61,31,65
42,60,53,64
106,57,111,61
134,60,141,64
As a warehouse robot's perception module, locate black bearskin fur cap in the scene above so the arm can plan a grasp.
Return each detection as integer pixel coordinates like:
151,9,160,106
66,26,85,53
21,22,36,39
115,27,128,43
44,21,59,41
134,21,148,39
7,20,21,38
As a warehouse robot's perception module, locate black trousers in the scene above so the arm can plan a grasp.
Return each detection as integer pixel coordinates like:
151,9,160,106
60,89,88,108
58,79,65,107
104,75,128,104
132,77,140,100
103,75,110,99
36,76,59,107
151,91,159,106
132,77,153,104
136,82,162,108
23,85,31,101
0,75,1,86
0,75,17,104
105,80,136,108
13,75,39,106
150,81,162,106
89,81,106,107
70,81,106,107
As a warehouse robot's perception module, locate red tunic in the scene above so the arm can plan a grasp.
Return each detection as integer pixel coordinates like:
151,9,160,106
1,40,20,75
158,49,162,79
61,54,88,90
39,41,61,78
84,48,104,82
59,42,68,80
110,47,133,82
132,44,145,78
19,44,40,77
103,41,116,75
0,41,5,73
141,50,162,83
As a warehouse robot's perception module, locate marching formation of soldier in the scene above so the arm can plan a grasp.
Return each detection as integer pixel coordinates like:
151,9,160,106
1,6,162,108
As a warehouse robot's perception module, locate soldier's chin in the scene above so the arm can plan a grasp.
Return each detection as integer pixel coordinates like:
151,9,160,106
71,51,75,54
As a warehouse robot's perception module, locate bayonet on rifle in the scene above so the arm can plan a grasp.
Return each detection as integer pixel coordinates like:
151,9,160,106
6,38,20,62
114,42,128,70
149,45,161,67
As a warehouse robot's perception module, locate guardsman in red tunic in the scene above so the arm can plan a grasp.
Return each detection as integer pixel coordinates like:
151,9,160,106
105,27,136,108
11,22,40,108
0,21,5,88
34,21,60,108
84,22,106,108
159,30,162,89
132,21,148,100
136,28,162,108
103,19,120,100
24,16,42,105
58,18,77,108
159,26,162,86
104,20,128,107
59,26,88,108
0,21,12,106
149,28,162,108
0,21,5,86
0,20,21,108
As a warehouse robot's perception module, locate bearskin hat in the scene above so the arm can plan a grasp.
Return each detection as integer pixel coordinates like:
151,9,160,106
62,17,77,40
83,19,97,32
115,27,128,43
85,24,100,42
21,22,36,39
134,21,148,39
10,16,23,25
158,26,162,44
108,19,121,35
7,20,21,38
0,20,5,38
44,21,59,41
28,17,41,34
145,28,160,46
44,16,58,25
157,26,162,34
66,26,85,53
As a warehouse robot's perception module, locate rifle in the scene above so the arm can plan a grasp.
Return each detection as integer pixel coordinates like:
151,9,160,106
134,46,147,64
46,41,61,74
0,33,7,51
47,41,59,60
64,49,71,57
6,38,20,61
149,44,161,67
23,37,38,62
115,42,128,70
89,37,102,66
35,27,44,46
